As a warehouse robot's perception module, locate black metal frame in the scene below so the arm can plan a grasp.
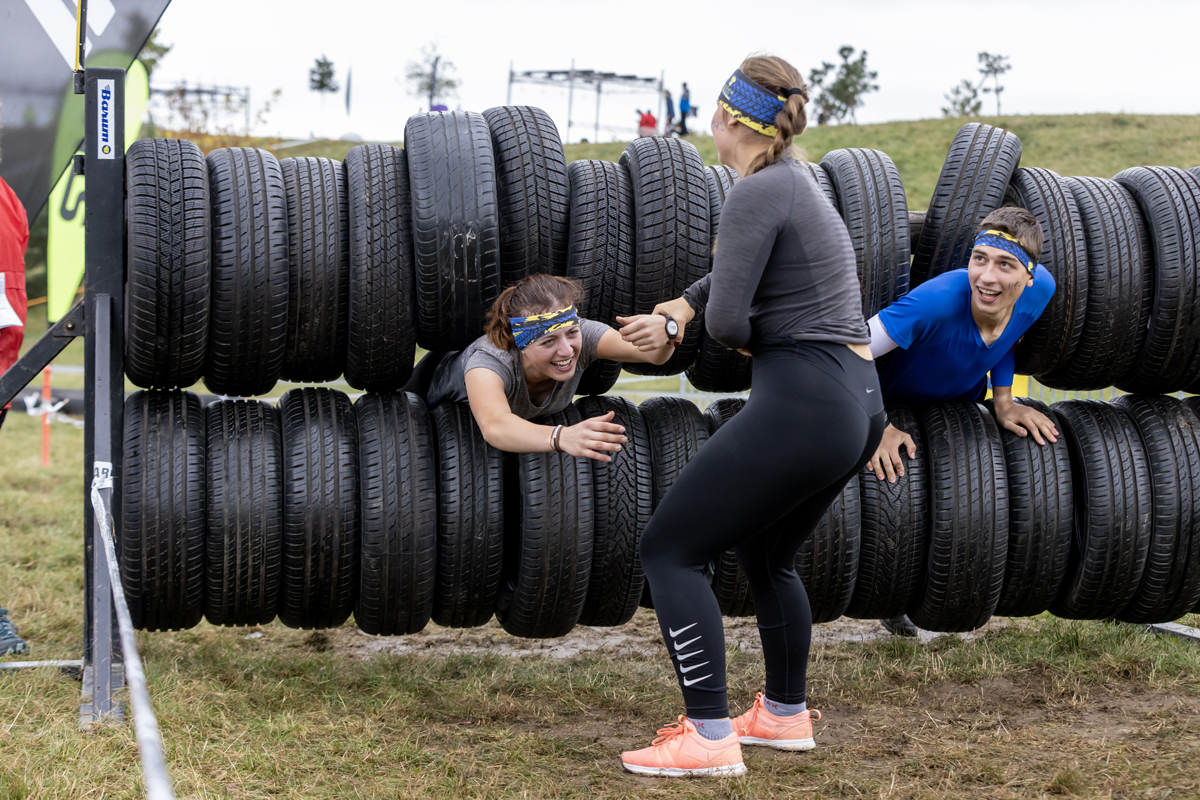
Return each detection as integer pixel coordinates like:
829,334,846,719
0,66,127,723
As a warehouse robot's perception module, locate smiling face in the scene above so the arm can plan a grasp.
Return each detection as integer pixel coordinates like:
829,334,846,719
520,323,583,384
968,244,1035,317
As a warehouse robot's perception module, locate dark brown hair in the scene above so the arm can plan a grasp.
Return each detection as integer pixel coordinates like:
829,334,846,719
976,207,1044,264
737,56,809,176
484,274,584,350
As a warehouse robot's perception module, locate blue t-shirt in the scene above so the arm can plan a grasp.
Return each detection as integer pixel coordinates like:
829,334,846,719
876,266,1055,403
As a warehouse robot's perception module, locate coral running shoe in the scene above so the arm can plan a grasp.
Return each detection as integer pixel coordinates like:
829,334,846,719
733,693,821,751
621,716,746,777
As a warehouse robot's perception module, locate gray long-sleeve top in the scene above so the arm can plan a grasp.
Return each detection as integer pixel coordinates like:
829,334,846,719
682,156,870,350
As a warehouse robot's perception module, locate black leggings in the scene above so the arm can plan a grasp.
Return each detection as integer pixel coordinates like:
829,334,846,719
639,342,885,718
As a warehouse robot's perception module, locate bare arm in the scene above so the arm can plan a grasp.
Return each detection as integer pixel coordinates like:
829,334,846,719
596,322,674,366
464,368,628,460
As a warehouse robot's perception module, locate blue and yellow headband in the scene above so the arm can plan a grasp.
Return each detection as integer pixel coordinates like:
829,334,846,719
719,69,802,138
509,305,580,350
973,229,1035,275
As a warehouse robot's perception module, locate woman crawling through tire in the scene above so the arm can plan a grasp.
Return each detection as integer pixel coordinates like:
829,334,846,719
407,273,679,458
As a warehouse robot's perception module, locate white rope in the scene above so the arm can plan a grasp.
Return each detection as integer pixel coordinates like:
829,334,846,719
89,462,177,800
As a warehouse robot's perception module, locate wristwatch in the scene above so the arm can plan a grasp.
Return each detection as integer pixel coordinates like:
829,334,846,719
659,312,680,341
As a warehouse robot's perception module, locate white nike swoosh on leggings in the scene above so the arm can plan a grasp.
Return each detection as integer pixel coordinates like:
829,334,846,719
668,623,697,638
682,674,712,687
676,650,703,661
679,660,710,674
673,636,701,651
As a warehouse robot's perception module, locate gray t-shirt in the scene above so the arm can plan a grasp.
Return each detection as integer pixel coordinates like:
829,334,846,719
426,319,610,419
683,155,870,350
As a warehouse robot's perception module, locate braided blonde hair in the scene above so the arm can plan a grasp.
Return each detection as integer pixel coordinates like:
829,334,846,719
739,56,808,176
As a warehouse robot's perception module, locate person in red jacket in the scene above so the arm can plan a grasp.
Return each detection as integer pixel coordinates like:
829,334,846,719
0,174,29,435
0,173,30,656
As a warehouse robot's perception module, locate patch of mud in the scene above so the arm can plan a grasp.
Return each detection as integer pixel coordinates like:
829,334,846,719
332,608,1014,660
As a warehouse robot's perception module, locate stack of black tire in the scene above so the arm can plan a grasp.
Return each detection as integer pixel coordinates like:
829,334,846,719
117,113,1200,638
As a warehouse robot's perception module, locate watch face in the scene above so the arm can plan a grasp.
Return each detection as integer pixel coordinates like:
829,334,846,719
666,320,679,338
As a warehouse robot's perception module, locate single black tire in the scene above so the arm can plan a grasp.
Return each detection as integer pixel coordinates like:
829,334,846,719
121,390,206,631
280,156,349,383
804,161,839,211
639,396,709,609
204,398,283,627
344,144,417,392
847,405,928,620
406,112,502,352
430,402,505,627
985,398,1073,618
1112,396,1200,623
204,147,289,397
1004,168,1089,380
574,396,653,626
703,399,754,616
821,148,911,317
497,407,594,638
481,105,570,283
1049,400,1152,620
910,123,1022,286
910,401,1009,631
1186,395,1200,613
566,159,636,397
687,167,752,392
1056,177,1153,390
278,388,359,629
1113,167,1200,394
793,478,861,624
355,392,438,636
125,138,210,390
619,137,710,376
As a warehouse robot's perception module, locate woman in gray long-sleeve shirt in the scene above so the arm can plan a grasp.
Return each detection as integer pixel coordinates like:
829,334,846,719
617,56,887,779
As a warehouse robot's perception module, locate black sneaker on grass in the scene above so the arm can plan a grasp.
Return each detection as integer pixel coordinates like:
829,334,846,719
0,608,29,656
880,615,920,637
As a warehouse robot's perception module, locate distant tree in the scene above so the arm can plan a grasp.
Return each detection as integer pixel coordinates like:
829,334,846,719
942,79,982,118
405,43,459,111
139,28,171,79
808,46,878,125
977,52,1011,115
310,55,339,95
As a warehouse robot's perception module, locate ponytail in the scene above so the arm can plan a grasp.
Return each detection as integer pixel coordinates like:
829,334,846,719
739,56,809,176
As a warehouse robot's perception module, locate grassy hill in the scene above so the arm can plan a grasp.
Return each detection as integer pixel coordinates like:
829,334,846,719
247,113,1200,211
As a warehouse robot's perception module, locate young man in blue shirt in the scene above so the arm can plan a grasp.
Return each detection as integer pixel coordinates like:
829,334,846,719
865,207,1060,636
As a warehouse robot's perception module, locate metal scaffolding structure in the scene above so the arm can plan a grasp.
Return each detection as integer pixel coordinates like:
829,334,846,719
506,61,663,143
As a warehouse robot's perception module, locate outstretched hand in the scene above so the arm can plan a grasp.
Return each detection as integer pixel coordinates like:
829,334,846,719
995,402,1059,445
866,423,917,483
616,315,672,351
557,410,628,462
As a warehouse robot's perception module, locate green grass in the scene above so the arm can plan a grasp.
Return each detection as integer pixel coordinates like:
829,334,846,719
3,408,1200,797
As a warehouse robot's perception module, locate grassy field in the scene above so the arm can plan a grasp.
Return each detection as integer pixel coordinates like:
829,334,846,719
3,408,1200,798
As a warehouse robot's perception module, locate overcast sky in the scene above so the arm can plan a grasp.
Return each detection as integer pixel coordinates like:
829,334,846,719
148,0,1200,144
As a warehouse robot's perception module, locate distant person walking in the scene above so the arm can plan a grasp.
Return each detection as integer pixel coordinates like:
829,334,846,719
637,109,658,138
663,89,676,135
678,82,691,135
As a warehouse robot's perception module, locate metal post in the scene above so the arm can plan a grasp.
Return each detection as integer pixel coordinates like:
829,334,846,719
657,71,665,134
594,81,602,144
507,61,513,105
566,58,575,143
81,66,126,723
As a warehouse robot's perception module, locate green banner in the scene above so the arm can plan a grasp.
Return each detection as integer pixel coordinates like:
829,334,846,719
47,58,149,322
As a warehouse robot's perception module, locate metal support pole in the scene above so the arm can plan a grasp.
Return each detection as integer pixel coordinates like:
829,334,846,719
657,71,664,133
566,58,575,143
594,82,601,143
81,65,126,724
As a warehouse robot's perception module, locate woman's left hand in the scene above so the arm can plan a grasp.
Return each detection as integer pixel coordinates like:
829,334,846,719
616,314,672,351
